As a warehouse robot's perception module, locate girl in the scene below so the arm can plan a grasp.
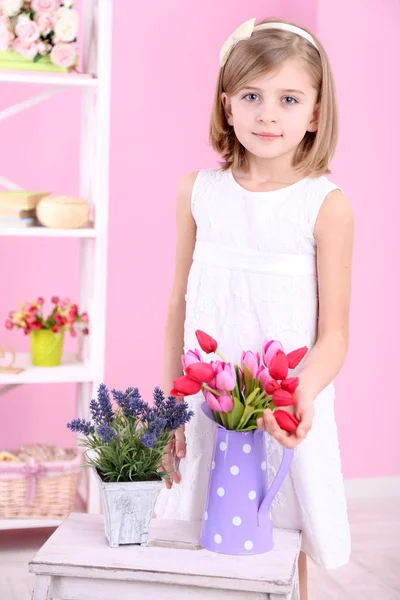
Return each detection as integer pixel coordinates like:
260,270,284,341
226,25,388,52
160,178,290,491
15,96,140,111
155,17,353,600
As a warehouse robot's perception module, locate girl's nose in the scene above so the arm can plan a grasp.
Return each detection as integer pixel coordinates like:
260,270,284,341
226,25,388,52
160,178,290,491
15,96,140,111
257,103,278,124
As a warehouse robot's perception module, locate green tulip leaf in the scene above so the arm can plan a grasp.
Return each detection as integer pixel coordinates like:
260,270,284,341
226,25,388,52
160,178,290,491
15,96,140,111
225,394,245,430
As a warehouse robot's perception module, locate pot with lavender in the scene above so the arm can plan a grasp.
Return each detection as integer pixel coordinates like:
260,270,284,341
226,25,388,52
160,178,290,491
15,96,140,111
67,384,193,547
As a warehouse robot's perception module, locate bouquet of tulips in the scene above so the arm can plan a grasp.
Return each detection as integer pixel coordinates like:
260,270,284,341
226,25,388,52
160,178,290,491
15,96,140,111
5,296,89,337
171,330,308,433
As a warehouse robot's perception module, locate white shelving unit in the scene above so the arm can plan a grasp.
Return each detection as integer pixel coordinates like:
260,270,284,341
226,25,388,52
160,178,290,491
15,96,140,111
0,0,112,530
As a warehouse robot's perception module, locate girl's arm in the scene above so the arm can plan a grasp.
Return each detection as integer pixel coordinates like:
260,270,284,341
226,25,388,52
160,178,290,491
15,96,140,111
258,189,354,448
163,171,198,396
161,171,198,488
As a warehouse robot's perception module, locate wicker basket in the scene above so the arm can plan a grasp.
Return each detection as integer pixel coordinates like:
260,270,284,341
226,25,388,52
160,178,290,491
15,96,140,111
0,447,81,520
36,195,91,229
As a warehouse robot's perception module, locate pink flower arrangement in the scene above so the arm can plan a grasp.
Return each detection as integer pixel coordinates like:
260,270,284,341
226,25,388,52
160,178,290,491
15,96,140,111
5,296,89,337
172,330,308,433
0,0,78,68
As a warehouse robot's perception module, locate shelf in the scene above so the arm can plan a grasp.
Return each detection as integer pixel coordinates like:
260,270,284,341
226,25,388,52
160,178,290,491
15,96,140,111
0,353,93,385
0,224,97,238
0,71,98,88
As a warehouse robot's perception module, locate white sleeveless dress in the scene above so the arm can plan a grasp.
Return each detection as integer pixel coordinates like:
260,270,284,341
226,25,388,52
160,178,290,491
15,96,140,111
154,167,351,570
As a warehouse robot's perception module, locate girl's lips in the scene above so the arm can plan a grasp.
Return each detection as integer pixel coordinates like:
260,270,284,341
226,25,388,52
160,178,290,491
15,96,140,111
254,132,282,139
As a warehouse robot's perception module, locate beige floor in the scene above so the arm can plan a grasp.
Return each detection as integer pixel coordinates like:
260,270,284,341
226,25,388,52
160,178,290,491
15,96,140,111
0,498,399,599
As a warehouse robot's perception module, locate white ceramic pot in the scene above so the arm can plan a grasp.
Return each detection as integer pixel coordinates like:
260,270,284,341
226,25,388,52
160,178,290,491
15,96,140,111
95,470,163,547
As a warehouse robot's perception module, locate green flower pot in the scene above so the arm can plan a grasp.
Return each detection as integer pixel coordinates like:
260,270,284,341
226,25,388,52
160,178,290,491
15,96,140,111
0,50,68,73
30,329,65,367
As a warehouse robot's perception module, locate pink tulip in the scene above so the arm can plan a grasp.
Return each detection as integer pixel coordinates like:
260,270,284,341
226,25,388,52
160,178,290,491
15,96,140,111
81,312,89,323
204,390,233,413
256,365,274,390
5,320,13,330
181,348,202,371
262,339,284,367
214,361,236,392
241,350,260,378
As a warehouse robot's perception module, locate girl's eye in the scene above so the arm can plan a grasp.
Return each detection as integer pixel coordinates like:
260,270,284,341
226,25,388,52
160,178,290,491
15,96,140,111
282,96,298,105
244,93,260,102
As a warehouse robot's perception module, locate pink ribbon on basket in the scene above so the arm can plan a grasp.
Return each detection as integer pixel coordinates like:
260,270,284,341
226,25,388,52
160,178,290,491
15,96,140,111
22,464,48,504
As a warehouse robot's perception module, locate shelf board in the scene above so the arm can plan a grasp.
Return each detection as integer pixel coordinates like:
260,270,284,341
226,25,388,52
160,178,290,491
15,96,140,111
0,353,93,385
0,70,98,88
0,224,97,238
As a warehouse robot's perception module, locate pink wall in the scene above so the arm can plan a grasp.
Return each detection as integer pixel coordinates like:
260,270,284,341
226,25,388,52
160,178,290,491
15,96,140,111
0,1,397,479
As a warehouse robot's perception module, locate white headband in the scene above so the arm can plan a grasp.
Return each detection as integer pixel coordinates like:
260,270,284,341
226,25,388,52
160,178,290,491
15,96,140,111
219,18,319,67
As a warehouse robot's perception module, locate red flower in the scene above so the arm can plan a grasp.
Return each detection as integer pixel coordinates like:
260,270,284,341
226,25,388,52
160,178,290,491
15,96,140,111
195,330,218,354
269,350,289,380
5,320,13,330
51,296,59,304
81,312,89,323
265,379,280,394
83,328,89,335
170,388,185,398
37,297,45,305
274,410,299,433
286,346,308,369
281,377,299,394
186,362,215,383
272,389,296,407
171,375,202,396
52,326,60,333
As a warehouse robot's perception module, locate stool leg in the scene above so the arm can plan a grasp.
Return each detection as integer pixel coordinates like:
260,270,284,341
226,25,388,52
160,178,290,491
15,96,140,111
31,575,51,600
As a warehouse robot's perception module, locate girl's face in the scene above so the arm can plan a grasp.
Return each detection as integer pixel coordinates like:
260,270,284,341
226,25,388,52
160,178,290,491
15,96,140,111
222,58,319,163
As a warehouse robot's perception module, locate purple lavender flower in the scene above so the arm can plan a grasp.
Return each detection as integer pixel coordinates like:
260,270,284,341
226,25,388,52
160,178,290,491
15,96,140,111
89,384,114,425
141,432,157,448
67,418,95,436
111,387,149,419
151,388,194,432
97,423,117,444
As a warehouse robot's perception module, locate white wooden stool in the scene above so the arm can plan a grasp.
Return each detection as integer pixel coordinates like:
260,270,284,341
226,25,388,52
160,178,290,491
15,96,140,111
29,512,301,599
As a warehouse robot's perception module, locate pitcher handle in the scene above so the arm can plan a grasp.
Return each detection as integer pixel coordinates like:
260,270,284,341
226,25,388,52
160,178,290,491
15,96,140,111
258,446,294,526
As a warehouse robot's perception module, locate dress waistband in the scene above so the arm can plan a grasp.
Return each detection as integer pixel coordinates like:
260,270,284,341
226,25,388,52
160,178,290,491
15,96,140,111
192,241,316,275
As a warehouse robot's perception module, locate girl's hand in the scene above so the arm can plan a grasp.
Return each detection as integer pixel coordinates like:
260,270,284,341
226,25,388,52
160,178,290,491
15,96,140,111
160,424,187,489
257,389,315,449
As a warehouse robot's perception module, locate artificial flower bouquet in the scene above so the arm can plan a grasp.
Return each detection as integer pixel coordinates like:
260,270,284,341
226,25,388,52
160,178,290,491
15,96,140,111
67,384,194,482
172,330,308,433
0,0,79,70
5,295,89,336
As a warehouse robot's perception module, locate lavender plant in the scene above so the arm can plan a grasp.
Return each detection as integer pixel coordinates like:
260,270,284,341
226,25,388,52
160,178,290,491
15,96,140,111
67,384,194,483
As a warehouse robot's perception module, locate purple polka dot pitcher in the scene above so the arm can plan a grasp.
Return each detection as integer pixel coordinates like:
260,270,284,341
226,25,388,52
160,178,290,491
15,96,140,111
200,402,294,555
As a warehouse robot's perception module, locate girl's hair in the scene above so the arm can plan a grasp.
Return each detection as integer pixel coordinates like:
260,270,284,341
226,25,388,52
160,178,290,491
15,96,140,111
209,17,339,177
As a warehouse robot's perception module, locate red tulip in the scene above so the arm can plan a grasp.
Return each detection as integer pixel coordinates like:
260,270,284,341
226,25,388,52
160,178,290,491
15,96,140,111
172,375,202,396
269,350,289,380
281,377,299,394
52,326,60,333
195,330,218,354
272,389,296,407
37,297,45,305
186,362,215,383
265,379,281,394
170,388,185,398
51,296,59,304
274,410,299,433
83,328,89,335
286,346,308,369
